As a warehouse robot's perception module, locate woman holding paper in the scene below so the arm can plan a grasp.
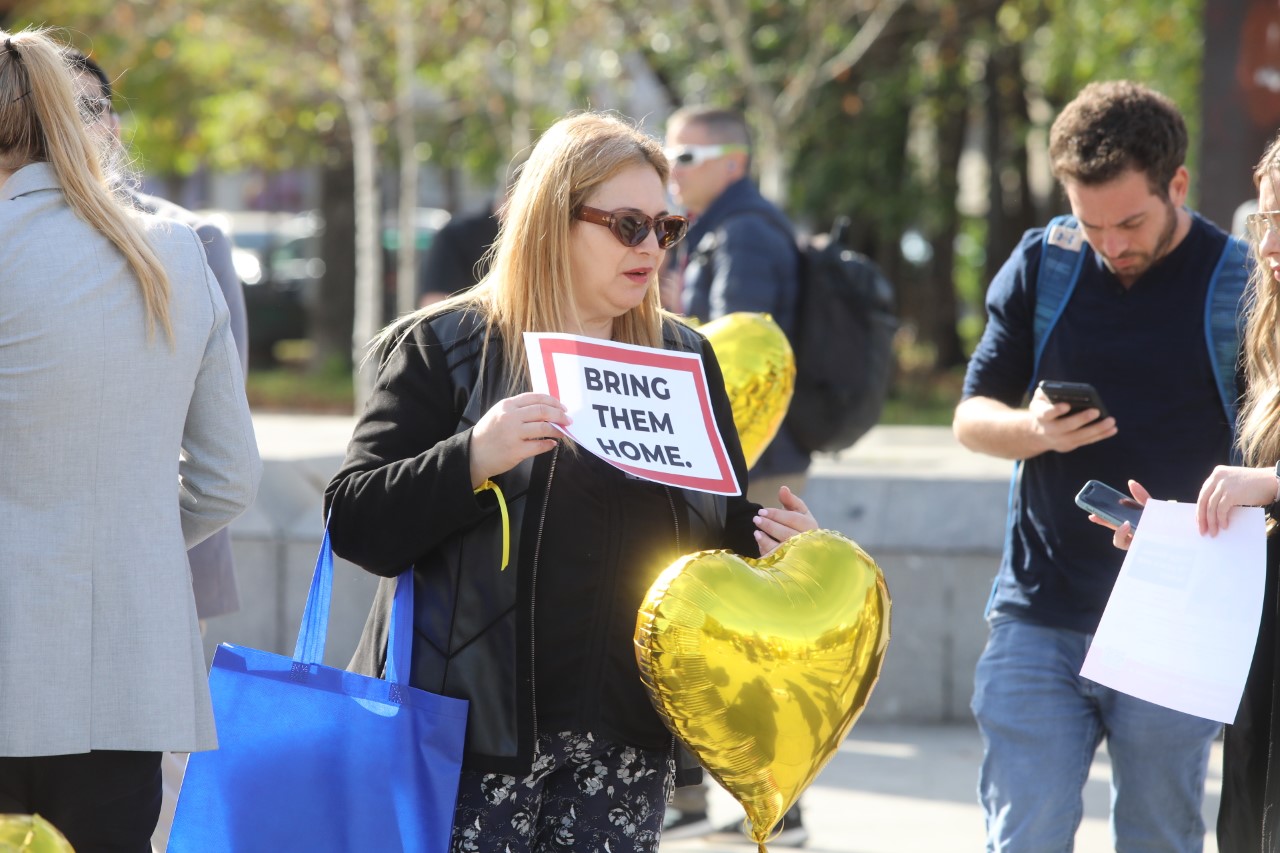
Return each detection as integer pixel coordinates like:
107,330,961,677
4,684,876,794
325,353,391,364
1108,134,1280,851
325,111,817,852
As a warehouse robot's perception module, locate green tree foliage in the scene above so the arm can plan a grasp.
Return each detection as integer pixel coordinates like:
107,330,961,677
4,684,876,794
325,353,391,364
1020,0,1203,182
10,0,1204,389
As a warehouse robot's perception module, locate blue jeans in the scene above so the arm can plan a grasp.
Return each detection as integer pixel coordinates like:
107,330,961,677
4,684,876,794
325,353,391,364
972,615,1221,853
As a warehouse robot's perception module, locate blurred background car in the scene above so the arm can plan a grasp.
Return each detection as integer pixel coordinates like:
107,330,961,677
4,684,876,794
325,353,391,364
203,207,451,367
203,210,324,366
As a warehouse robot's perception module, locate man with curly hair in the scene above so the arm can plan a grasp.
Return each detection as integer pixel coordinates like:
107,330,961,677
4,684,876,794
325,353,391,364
953,80,1241,851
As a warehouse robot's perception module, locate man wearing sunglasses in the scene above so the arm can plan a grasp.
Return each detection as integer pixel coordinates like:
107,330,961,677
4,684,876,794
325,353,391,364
664,105,808,505
662,105,810,847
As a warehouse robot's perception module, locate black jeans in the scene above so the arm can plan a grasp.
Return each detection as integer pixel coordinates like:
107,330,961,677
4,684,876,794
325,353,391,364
0,750,162,853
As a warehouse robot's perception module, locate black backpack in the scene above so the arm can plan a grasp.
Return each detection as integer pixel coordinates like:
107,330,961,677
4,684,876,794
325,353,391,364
781,217,898,453
691,211,898,454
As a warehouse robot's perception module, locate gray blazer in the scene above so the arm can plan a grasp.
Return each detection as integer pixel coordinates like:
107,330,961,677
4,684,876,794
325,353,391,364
0,163,262,756
135,191,249,620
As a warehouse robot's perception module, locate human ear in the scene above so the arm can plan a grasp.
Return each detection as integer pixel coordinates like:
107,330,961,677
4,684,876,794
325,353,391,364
1167,166,1190,206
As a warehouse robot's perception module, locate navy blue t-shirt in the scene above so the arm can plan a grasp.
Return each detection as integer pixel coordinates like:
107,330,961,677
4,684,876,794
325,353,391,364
962,212,1235,633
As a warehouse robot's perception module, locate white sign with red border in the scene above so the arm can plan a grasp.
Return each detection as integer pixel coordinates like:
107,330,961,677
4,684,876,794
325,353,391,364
523,332,740,496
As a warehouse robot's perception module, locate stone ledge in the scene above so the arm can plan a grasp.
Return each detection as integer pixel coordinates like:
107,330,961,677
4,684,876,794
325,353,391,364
203,417,1008,722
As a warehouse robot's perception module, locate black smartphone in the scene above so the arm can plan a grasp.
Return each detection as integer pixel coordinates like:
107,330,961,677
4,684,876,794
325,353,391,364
1075,479,1143,529
1038,380,1110,421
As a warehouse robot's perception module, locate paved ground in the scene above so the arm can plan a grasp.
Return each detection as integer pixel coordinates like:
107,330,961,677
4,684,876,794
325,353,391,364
661,722,1224,852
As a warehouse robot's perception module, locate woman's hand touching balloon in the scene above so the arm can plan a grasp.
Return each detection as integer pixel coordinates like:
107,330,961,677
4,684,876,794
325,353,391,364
754,485,818,556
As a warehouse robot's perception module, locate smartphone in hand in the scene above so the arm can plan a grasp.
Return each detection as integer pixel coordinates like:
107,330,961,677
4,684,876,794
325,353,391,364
1075,479,1143,529
1039,380,1109,422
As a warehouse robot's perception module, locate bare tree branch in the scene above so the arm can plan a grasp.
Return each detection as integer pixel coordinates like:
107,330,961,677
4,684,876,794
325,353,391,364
705,0,773,117
777,0,909,124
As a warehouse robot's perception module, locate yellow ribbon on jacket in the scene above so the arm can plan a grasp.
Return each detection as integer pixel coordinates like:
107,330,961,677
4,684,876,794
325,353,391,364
474,479,510,570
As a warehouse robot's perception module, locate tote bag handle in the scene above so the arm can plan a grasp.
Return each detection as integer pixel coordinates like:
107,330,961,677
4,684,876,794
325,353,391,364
292,521,414,685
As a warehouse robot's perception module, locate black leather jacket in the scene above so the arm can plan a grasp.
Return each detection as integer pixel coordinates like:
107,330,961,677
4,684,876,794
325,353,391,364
326,307,758,777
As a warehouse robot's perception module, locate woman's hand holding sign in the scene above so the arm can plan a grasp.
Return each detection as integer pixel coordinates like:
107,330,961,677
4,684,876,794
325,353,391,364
754,485,818,555
470,393,571,488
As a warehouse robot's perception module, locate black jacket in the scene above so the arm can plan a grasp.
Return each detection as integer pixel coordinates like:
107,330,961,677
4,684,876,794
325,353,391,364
325,307,759,777
1218,530,1280,852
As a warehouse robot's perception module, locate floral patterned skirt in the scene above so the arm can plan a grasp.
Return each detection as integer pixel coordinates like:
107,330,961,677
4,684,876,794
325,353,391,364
450,731,674,853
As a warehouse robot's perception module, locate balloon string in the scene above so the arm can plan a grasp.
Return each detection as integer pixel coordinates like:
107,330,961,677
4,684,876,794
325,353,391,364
758,844,767,853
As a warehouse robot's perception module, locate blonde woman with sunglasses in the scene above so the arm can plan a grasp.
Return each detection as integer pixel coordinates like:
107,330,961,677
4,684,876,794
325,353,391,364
325,111,816,852
0,28,260,851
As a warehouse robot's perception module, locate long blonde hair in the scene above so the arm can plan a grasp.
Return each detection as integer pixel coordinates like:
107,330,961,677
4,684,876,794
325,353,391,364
1238,134,1280,467
0,28,171,340
376,112,678,389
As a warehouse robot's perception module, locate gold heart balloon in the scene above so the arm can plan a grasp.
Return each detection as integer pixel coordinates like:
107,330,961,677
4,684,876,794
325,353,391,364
635,529,890,848
699,312,795,469
0,814,75,852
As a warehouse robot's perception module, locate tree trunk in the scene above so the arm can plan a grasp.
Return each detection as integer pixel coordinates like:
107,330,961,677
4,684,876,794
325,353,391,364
510,0,535,155
395,0,418,318
982,38,1039,289
924,12,967,370
311,153,357,372
333,0,383,408
755,116,786,204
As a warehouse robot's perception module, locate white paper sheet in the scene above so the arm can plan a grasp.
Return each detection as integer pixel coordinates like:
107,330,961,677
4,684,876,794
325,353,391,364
1080,499,1267,723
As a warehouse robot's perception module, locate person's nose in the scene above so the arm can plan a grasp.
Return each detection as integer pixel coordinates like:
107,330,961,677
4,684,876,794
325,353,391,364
1261,222,1280,255
639,228,662,253
1098,230,1127,259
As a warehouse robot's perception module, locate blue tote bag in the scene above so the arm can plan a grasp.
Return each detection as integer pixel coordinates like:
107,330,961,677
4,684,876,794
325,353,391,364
168,527,468,852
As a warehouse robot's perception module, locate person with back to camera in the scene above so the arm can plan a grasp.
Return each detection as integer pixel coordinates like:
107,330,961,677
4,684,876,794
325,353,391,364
66,49,251,627
63,49,255,851
324,111,818,852
953,79,1245,851
0,27,261,852
1106,132,1280,852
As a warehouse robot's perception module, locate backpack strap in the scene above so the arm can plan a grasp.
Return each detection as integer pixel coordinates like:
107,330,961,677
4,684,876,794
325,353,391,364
1205,234,1249,442
1029,215,1088,391
994,215,1088,620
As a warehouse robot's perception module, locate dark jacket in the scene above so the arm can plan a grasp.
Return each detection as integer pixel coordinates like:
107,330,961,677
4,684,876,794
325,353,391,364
1218,529,1280,852
133,191,250,620
681,178,809,478
325,307,759,778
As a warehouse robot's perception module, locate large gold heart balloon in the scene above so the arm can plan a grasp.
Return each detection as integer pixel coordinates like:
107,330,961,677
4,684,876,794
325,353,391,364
635,529,890,847
699,312,795,469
